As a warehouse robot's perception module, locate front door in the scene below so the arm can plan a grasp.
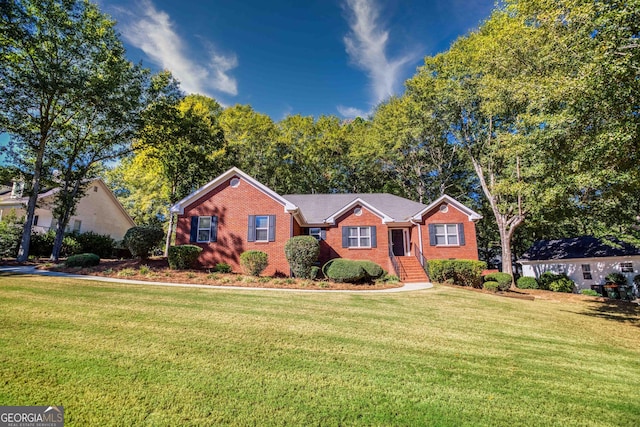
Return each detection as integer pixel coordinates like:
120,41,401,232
391,229,405,256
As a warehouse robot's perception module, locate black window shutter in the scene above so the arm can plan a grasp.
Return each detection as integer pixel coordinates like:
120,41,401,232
247,215,256,242
211,216,218,242
370,226,377,248
342,227,349,248
320,229,327,240
268,215,276,242
458,223,465,246
428,224,436,246
190,216,198,243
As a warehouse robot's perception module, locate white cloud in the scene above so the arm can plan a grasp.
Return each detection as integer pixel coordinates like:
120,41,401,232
117,0,238,97
337,105,369,119
342,0,418,104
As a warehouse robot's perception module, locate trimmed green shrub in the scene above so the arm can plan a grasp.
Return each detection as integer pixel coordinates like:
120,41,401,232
214,263,232,273
323,259,366,283
65,253,100,268
549,276,575,293
378,274,400,284
310,266,320,280
123,226,164,259
71,231,115,259
538,271,561,290
483,281,499,292
168,245,202,270
580,289,600,297
240,250,269,276
484,272,512,291
356,260,385,280
30,230,81,257
0,210,22,258
605,272,627,286
516,276,539,289
284,236,320,279
427,259,487,287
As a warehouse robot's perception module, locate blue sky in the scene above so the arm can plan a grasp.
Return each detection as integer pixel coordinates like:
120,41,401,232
1,0,494,161
102,0,494,119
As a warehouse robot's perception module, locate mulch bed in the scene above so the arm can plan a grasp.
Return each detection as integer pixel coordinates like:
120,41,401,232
19,258,403,291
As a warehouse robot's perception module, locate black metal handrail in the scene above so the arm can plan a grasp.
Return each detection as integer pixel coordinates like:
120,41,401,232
413,243,429,279
388,248,407,281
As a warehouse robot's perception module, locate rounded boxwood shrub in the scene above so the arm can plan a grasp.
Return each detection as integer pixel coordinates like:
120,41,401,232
483,281,499,292
484,272,512,291
516,276,539,289
549,276,575,293
65,253,100,268
123,226,164,259
284,236,320,279
356,260,385,280
580,289,600,297
214,262,232,273
168,245,203,270
323,259,366,283
240,250,269,276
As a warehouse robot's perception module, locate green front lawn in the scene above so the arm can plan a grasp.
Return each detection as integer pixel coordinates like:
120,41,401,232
0,274,638,426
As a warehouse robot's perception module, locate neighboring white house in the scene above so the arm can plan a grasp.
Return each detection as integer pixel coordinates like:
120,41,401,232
518,236,640,292
0,178,135,241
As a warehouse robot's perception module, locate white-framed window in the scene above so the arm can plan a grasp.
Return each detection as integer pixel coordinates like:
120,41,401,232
307,227,323,240
581,264,592,280
434,224,459,246
73,219,81,233
197,216,212,242
347,226,371,248
620,262,633,273
255,216,269,242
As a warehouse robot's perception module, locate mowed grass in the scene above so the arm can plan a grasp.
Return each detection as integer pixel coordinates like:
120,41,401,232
0,274,638,426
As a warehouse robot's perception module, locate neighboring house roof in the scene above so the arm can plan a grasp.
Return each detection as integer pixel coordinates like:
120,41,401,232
283,193,426,225
519,236,640,262
0,179,135,227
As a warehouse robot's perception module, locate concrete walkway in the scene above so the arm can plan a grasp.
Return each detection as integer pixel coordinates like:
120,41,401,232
0,265,432,293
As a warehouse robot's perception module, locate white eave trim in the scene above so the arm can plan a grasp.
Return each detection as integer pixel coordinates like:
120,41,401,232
324,197,394,225
413,194,482,222
170,167,298,215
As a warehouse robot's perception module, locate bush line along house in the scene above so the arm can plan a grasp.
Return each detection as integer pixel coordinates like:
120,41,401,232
170,168,482,281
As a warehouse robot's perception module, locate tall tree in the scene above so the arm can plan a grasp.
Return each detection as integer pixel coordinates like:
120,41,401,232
0,0,142,261
136,84,227,256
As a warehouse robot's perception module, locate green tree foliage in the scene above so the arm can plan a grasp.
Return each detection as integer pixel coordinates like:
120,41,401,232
0,0,146,261
0,209,22,258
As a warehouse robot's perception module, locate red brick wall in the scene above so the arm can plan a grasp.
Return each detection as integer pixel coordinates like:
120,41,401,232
418,203,479,260
175,176,292,275
319,205,394,273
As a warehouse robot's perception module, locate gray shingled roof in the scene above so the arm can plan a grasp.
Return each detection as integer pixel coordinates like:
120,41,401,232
520,236,640,261
283,193,426,224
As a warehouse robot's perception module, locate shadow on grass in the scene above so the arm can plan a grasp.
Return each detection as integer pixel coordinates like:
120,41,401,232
578,299,640,327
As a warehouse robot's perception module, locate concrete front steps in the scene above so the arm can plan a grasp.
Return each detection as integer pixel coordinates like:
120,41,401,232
396,256,429,283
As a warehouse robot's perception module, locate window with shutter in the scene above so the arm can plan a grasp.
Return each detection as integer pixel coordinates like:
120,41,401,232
342,226,373,248
430,223,463,246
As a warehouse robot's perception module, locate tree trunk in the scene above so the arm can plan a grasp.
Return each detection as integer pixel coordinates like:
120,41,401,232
164,213,174,257
16,141,46,262
50,179,82,262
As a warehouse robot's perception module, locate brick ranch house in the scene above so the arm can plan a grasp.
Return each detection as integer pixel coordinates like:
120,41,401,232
170,167,482,281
